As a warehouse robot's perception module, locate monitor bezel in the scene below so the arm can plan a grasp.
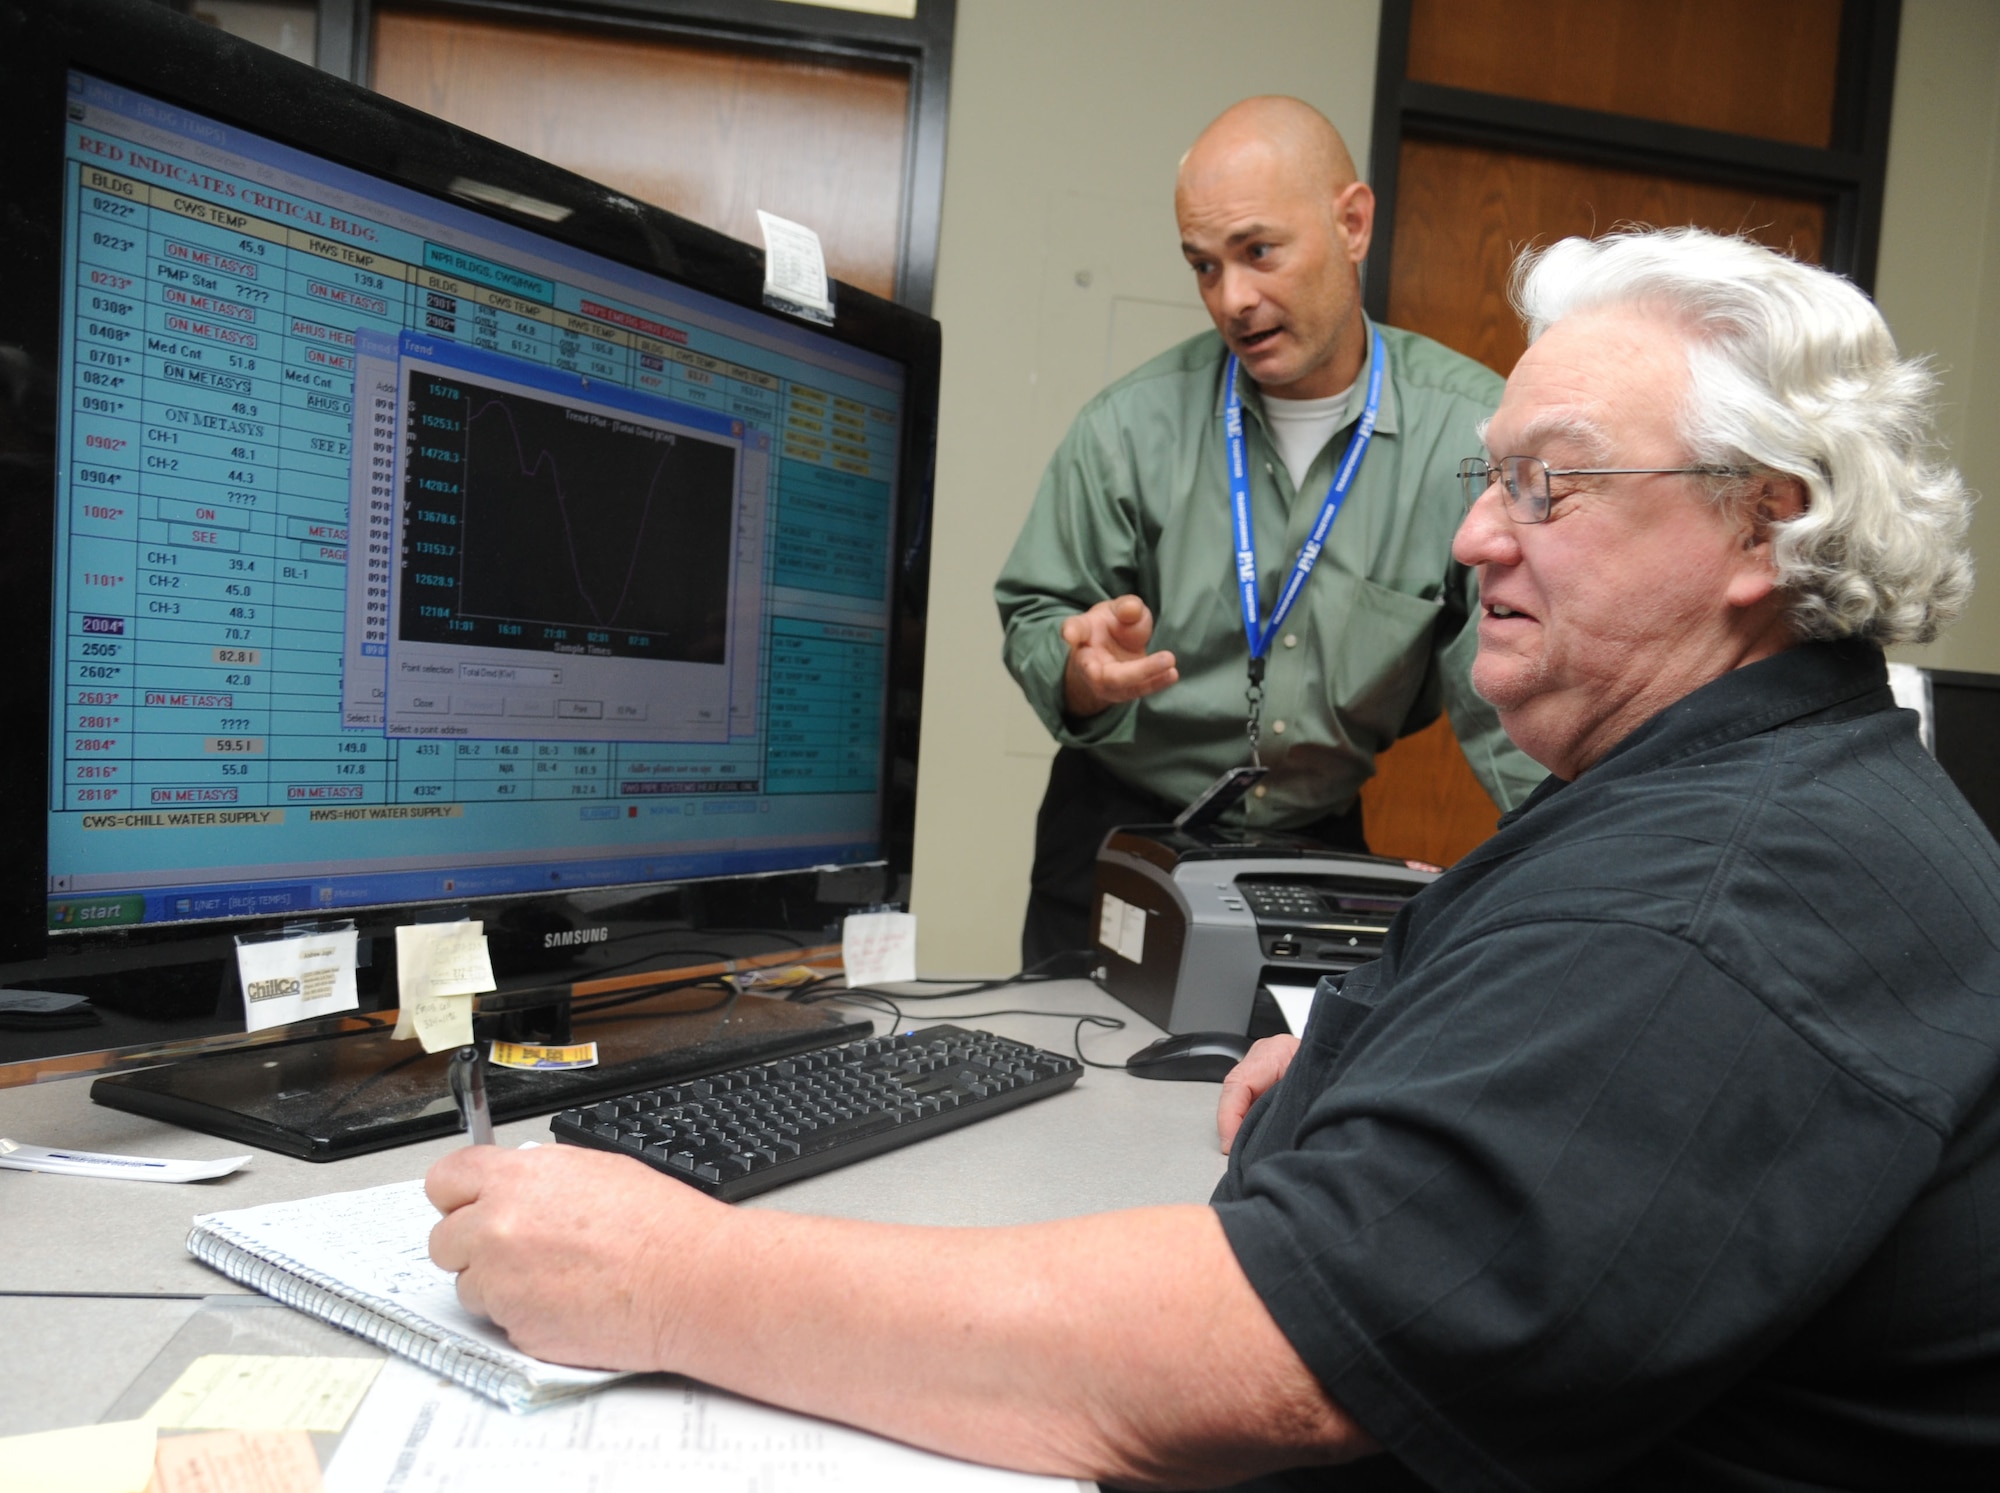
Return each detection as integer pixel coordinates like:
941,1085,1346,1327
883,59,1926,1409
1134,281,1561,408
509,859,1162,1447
0,0,936,985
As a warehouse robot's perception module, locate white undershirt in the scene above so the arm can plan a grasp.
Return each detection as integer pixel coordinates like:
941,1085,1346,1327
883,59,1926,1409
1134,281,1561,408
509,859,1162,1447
1261,385,1353,491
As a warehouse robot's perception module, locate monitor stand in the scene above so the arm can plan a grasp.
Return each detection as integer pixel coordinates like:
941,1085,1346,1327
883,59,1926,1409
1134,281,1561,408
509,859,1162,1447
91,985,868,1160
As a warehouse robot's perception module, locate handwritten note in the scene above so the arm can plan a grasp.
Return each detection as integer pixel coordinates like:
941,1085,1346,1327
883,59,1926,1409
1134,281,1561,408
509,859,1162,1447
392,923,494,1052
146,1354,382,1432
842,911,917,988
152,1429,324,1493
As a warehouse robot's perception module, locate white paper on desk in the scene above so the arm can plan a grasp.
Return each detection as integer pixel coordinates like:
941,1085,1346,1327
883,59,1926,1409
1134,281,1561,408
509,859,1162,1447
756,209,834,323
843,911,916,987
236,927,359,1034
326,1355,1086,1493
0,1137,250,1182
0,1417,157,1493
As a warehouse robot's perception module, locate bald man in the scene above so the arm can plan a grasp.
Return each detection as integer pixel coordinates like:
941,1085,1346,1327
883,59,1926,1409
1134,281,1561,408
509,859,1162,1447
997,98,1542,968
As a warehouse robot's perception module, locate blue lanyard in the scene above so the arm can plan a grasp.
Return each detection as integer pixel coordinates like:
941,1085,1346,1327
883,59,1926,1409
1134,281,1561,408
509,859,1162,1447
1225,326,1385,669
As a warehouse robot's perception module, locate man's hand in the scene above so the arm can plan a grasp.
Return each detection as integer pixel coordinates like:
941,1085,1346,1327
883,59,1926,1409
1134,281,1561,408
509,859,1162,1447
1061,595,1178,718
427,1143,723,1371
1218,1035,1300,1154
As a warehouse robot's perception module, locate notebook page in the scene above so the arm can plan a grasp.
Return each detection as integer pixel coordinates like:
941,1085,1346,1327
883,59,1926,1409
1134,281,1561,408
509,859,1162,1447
193,1178,614,1393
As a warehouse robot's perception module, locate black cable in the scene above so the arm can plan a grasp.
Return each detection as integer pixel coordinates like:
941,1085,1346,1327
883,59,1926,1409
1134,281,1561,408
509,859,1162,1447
569,976,738,1020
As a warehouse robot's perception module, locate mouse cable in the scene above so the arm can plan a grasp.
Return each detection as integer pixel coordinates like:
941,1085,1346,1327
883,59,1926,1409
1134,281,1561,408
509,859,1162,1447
888,1007,1130,1070
837,984,1131,1069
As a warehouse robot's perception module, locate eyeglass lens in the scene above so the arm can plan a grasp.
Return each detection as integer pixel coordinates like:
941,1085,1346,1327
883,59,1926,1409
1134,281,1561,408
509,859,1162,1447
1458,457,1550,521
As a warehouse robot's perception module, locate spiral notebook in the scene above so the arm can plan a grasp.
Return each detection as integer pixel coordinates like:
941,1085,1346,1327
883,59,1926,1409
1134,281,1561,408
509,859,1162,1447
187,1177,627,1412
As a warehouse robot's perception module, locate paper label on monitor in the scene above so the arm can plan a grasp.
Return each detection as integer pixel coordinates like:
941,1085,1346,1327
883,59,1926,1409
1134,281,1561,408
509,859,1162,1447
756,209,834,323
235,928,360,1034
842,911,916,987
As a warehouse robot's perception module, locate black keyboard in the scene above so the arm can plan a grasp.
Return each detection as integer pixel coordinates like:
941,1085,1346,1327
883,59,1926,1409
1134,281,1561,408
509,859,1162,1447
549,1024,1083,1201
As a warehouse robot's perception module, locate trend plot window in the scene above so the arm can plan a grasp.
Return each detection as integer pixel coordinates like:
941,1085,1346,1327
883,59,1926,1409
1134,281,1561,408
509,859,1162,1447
381,338,766,743
399,374,734,663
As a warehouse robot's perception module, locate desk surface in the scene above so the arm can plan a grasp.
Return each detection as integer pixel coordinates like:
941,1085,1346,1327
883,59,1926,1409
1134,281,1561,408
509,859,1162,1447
0,979,1230,1439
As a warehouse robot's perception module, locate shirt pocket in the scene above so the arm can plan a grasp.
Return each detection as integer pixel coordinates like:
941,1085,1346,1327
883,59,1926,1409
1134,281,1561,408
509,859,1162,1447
1301,961,1388,1071
1300,571,1444,750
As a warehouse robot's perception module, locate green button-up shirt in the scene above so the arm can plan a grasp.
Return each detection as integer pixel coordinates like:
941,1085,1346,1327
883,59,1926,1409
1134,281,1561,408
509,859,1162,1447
995,320,1544,831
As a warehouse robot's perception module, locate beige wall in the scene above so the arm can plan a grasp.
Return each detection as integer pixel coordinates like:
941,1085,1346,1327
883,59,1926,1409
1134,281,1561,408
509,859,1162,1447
911,0,1380,972
1876,0,2000,675
910,0,2000,972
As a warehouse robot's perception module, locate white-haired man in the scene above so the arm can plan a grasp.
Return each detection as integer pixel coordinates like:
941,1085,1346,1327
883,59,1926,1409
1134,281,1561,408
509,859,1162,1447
428,230,1999,1490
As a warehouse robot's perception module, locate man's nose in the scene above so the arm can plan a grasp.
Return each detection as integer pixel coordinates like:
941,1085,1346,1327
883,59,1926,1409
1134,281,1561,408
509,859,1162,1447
1453,479,1518,568
1217,263,1260,320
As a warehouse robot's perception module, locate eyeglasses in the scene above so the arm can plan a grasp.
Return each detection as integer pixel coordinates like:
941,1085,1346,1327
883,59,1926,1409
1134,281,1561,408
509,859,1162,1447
1458,456,1752,524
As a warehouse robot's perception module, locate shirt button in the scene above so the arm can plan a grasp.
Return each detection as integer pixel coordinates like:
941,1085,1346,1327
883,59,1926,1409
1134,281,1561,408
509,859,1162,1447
1252,785,1268,798
1271,720,1286,734
1283,633,1298,648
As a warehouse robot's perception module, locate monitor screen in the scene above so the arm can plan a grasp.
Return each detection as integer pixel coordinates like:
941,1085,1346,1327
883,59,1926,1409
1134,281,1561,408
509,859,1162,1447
53,69,905,930
0,0,937,1092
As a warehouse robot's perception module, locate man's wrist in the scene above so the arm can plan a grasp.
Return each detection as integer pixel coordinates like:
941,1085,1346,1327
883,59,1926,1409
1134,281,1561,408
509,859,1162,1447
642,1185,732,1372
1062,656,1106,720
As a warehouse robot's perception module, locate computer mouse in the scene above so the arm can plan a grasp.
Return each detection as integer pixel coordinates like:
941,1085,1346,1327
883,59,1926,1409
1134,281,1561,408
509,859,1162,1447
1125,1030,1252,1083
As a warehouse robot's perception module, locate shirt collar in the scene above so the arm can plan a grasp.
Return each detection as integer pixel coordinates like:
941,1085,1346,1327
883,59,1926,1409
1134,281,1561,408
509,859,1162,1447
1213,314,1402,439
1487,638,1894,836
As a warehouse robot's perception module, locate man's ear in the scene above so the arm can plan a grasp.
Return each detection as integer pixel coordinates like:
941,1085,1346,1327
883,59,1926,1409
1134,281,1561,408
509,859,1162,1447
1333,180,1375,265
1726,473,1808,607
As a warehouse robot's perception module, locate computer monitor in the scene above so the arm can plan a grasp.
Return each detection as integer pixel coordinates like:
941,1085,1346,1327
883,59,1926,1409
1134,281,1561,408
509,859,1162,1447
0,0,938,1149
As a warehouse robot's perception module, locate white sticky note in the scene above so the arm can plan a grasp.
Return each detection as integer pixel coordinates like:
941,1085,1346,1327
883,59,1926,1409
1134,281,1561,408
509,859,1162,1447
755,209,833,322
0,1418,157,1493
393,923,494,1051
235,928,360,1034
0,1138,251,1183
146,1354,383,1433
842,911,916,988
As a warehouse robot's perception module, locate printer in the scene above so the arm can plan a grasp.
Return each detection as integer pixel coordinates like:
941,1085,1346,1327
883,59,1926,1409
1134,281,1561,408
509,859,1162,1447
1093,825,1436,1035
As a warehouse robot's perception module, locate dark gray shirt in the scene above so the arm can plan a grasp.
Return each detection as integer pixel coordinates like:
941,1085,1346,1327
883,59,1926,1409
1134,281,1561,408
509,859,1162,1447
1213,640,2000,1490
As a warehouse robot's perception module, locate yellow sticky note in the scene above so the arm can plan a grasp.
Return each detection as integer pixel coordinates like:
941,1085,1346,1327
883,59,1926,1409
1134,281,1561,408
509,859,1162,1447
0,1418,156,1493
144,1353,383,1433
403,991,472,1052
151,1429,323,1493
393,922,493,1050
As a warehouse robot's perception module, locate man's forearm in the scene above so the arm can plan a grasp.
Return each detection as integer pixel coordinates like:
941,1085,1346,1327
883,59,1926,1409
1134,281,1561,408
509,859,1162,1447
654,1201,1373,1487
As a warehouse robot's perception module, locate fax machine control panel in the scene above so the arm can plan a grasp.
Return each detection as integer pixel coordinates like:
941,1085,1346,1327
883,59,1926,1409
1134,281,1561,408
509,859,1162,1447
1239,878,1409,964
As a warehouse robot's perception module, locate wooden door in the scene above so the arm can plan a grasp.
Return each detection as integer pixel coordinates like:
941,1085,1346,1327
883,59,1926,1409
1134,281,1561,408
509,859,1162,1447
1357,0,1888,868
370,7,912,300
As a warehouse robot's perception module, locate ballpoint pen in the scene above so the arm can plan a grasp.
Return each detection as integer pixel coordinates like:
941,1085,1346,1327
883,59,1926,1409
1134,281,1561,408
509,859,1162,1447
447,1044,495,1146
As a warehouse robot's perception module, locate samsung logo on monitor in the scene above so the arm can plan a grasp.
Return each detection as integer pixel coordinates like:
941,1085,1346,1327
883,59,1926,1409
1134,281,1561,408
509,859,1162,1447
542,927,609,949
